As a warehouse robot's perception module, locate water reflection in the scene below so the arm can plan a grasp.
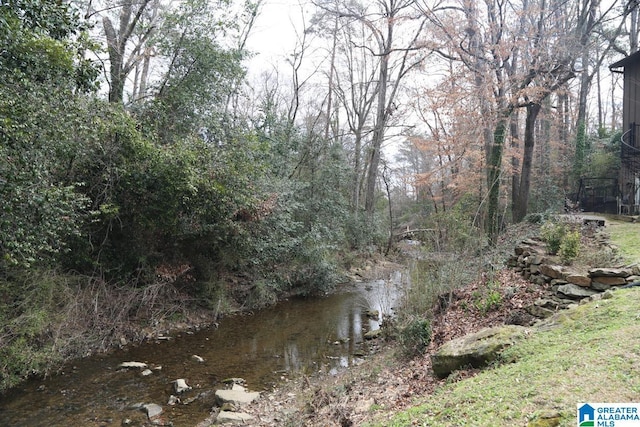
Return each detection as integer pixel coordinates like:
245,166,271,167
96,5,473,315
0,275,404,427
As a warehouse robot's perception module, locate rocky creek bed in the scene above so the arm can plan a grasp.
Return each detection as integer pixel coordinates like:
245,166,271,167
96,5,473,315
235,219,640,426
2,219,636,426
0,260,405,427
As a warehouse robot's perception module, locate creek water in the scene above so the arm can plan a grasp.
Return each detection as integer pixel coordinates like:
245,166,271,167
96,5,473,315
0,273,404,427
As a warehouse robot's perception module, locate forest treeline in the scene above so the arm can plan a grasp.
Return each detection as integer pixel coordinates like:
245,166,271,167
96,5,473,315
0,0,635,390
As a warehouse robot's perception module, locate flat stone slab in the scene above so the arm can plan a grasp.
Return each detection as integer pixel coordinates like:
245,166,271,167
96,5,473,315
119,361,148,369
557,283,598,299
539,264,564,279
565,272,591,287
581,215,606,227
589,267,632,278
431,325,529,378
215,389,260,406
215,411,254,424
592,276,627,286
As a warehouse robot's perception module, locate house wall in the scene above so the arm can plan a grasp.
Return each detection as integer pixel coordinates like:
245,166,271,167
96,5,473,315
620,62,640,207
623,61,640,133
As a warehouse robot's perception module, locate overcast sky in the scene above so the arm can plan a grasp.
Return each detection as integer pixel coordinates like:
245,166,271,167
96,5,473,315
244,0,310,76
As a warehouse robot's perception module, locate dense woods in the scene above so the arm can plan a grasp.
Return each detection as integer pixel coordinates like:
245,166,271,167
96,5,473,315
0,0,636,390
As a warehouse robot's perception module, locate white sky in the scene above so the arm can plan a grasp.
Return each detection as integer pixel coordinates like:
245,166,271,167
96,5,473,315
244,0,310,77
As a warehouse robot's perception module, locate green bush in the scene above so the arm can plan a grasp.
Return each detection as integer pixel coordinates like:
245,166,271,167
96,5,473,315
559,231,581,264
0,271,74,391
540,220,581,264
540,221,567,255
397,316,431,358
472,281,503,315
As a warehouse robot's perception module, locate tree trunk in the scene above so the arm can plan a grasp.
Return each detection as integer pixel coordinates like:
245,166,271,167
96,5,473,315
364,41,390,215
513,102,541,222
352,129,363,213
324,15,338,142
510,111,520,221
632,5,639,53
103,15,125,104
486,117,509,244
102,0,153,104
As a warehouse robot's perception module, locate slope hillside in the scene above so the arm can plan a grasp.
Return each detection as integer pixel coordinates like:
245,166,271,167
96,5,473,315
370,217,640,427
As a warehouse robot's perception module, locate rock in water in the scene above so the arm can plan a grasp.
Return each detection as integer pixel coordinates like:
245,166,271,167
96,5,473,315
174,378,192,393
142,403,163,419
215,389,260,406
118,361,148,369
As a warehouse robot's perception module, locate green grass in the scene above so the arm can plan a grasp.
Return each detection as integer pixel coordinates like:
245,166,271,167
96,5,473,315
367,289,640,427
606,218,640,264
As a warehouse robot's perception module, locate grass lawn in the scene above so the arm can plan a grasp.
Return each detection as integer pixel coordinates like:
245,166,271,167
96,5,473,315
365,218,640,427
605,217,640,264
367,289,640,426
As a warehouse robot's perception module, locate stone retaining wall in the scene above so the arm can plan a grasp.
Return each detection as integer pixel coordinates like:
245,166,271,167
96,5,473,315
507,237,640,318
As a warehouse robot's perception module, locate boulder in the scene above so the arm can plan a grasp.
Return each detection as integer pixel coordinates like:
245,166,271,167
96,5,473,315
533,275,548,285
431,325,529,378
590,282,611,291
527,255,545,265
215,411,254,424
505,310,537,326
565,273,591,287
215,388,260,407
556,283,598,299
142,403,163,420
533,298,563,310
539,264,564,280
526,305,555,319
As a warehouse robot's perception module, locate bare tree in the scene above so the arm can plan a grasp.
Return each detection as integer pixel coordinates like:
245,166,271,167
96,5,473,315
422,0,631,240
314,0,428,216
88,0,158,104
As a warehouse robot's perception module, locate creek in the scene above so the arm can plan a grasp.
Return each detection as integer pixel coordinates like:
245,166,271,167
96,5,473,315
0,272,405,427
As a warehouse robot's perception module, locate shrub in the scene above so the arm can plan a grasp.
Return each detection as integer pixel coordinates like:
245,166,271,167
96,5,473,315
540,220,567,255
472,281,503,315
397,316,431,358
559,231,581,264
525,212,553,224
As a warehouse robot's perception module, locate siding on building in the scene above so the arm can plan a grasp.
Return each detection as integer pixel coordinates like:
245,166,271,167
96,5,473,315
610,51,640,211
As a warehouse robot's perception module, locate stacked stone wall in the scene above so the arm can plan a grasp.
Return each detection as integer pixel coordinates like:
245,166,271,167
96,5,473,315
507,237,640,318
